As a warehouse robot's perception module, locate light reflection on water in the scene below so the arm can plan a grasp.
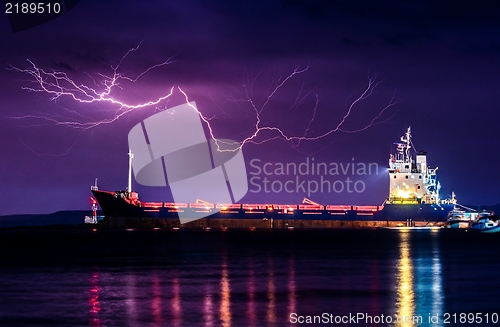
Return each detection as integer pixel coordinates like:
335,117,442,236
414,231,443,327
220,254,231,327
172,274,182,327
395,230,443,327
431,248,443,326
88,271,101,327
81,231,447,326
125,272,138,325
267,256,276,325
203,282,214,327
2,229,497,326
247,256,257,327
151,271,162,326
395,231,415,326
287,256,296,319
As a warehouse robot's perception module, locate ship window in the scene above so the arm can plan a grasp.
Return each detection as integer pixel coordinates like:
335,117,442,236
405,175,408,179
419,175,422,179
393,176,396,179
405,165,409,169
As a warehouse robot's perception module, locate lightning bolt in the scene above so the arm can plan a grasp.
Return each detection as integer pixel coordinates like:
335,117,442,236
9,46,397,154
185,67,398,152
8,43,176,129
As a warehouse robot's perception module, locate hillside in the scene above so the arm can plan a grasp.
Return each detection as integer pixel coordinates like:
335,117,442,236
0,210,96,228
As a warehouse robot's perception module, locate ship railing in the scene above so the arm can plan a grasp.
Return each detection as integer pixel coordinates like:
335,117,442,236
325,205,351,211
215,203,241,213
189,203,215,209
242,204,269,210
265,204,275,211
215,203,241,210
141,202,163,208
298,204,323,210
163,202,188,208
353,205,380,212
215,203,243,211
272,204,298,210
214,203,241,214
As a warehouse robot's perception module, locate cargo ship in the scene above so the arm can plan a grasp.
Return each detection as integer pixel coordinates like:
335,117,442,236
91,127,456,229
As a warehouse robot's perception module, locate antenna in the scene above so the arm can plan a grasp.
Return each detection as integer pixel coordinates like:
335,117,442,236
128,149,134,192
399,126,412,163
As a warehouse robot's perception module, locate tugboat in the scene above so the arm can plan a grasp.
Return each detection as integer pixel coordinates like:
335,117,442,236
469,215,500,233
446,202,498,232
447,203,492,229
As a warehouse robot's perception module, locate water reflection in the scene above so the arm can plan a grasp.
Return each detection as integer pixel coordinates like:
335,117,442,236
370,259,380,319
395,230,443,327
82,230,447,327
267,256,276,324
396,231,415,326
414,231,443,327
88,270,102,327
220,254,231,327
288,256,296,317
125,272,138,325
247,257,257,326
171,274,182,327
151,271,162,326
204,283,214,327
430,250,443,325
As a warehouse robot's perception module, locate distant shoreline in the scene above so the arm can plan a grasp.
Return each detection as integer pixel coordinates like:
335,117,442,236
1,204,498,229
0,210,97,228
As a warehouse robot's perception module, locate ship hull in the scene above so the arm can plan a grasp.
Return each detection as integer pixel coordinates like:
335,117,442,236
92,190,454,229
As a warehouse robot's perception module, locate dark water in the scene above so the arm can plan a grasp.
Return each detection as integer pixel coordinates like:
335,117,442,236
1,228,499,326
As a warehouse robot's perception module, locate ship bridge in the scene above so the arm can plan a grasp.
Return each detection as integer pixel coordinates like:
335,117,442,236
388,127,440,205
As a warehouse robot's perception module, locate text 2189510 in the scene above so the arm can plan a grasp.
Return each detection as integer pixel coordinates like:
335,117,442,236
5,2,61,14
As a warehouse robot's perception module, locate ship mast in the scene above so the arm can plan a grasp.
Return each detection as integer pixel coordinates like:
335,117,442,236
402,126,411,163
128,149,134,192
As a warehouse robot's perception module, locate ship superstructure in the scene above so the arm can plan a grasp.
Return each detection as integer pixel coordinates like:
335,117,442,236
387,127,445,205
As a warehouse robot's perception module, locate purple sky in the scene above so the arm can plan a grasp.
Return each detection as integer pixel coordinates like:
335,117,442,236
1,0,500,215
